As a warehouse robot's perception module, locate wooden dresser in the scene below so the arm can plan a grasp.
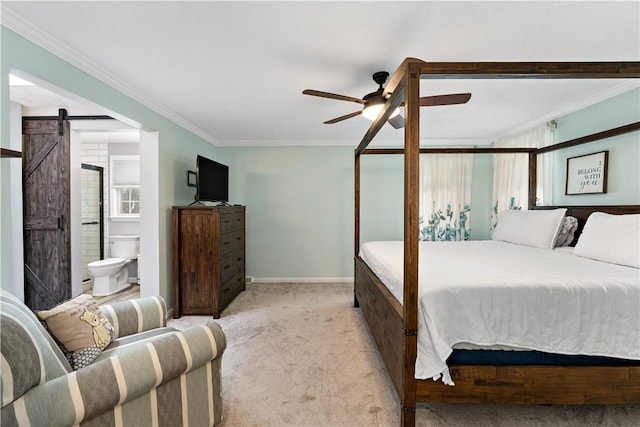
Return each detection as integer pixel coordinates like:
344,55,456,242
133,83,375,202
172,205,245,318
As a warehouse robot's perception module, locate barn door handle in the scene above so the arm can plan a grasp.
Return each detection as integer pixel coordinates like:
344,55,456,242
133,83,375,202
57,215,64,230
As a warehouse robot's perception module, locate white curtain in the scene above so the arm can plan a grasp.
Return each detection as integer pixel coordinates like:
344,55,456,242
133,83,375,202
420,154,473,241
492,124,553,226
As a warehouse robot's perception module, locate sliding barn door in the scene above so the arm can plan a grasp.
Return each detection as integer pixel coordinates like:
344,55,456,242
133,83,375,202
22,117,71,310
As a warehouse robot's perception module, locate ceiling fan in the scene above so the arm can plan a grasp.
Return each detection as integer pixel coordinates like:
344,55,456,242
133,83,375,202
302,71,471,129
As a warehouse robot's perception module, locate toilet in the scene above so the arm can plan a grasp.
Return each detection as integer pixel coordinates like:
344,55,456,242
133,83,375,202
88,235,139,296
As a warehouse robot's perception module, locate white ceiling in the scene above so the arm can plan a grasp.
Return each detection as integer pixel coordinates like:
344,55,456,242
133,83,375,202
3,1,639,147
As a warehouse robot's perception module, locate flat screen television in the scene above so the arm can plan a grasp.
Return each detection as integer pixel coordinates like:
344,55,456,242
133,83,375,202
196,155,229,203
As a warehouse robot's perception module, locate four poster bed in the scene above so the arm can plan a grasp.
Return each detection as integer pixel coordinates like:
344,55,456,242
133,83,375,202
352,59,640,426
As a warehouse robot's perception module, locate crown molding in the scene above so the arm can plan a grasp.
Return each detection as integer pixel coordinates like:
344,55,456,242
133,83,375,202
216,137,491,147
489,80,639,143
216,139,363,147
1,6,218,146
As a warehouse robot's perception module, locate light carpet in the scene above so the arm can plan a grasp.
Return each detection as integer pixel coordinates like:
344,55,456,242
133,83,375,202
168,282,639,427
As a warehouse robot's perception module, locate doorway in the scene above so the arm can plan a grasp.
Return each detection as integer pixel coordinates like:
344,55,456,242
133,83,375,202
81,163,104,282
9,70,161,301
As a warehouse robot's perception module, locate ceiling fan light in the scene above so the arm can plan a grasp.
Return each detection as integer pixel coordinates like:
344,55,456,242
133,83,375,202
362,103,383,120
362,103,400,121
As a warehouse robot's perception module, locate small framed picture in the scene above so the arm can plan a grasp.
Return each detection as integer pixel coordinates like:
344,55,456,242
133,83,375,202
565,151,608,195
187,170,197,187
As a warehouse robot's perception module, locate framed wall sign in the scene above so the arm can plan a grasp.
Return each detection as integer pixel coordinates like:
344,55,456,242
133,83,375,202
565,150,608,195
187,170,197,187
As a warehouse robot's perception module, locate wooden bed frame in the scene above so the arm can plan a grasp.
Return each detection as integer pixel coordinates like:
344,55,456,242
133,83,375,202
352,59,640,427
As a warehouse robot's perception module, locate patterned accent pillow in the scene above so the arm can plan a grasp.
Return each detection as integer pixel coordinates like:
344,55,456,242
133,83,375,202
37,294,116,370
554,216,578,247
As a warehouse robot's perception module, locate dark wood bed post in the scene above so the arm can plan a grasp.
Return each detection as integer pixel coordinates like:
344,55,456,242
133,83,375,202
354,152,361,307
401,61,421,427
528,151,537,209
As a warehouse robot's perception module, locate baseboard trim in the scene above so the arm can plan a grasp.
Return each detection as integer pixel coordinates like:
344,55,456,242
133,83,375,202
249,277,354,284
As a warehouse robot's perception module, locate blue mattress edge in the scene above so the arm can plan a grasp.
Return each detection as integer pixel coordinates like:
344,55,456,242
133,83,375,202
447,349,640,366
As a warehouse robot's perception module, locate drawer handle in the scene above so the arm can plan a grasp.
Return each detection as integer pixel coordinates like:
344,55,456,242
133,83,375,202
223,265,230,270
223,242,230,246
236,237,241,241
237,257,242,261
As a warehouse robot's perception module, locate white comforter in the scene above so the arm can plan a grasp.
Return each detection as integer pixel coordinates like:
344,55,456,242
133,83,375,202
359,240,640,384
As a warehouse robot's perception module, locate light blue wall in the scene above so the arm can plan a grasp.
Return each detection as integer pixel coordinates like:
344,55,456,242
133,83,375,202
552,88,640,205
1,27,216,306
218,146,354,279
218,147,495,281
359,155,404,243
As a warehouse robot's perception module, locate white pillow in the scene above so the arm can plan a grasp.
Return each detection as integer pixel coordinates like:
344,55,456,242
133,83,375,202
492,208,567,249
574,212,640,268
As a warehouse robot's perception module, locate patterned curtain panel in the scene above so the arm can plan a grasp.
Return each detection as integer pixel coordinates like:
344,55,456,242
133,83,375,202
420,154,473,241
492,124,553,230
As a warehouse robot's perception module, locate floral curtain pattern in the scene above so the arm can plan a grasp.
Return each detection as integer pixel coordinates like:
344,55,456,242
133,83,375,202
419,154,473,241
420,202,471,241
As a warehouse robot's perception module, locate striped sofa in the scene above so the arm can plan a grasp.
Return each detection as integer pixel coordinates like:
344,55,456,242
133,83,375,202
0,291,226,426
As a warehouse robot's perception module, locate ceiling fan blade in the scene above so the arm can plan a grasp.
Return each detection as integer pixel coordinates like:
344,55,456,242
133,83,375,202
324,110,362,124
387,114,405,129
303,89,366,105
419,93,472,107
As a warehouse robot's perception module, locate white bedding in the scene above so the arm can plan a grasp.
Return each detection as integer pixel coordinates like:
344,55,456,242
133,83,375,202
359,240,640,385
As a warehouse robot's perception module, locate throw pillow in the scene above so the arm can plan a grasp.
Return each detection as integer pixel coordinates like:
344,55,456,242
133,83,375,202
38,294,116,370
554,216,579,247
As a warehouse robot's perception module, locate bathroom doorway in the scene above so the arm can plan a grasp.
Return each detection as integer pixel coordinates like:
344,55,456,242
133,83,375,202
81,163,104,282
10,70,161,302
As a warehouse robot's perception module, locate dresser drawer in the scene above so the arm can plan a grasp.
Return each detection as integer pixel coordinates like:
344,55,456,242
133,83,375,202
219,211,244,233
220,250,244,283
220,270,245,309
219,228,244,254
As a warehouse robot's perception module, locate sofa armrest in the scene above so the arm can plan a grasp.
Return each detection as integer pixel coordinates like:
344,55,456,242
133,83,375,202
100,296,167,338
1,321,226,427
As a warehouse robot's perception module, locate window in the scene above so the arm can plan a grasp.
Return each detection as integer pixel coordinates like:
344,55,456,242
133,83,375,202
110,155,140,220
113,186,140,216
